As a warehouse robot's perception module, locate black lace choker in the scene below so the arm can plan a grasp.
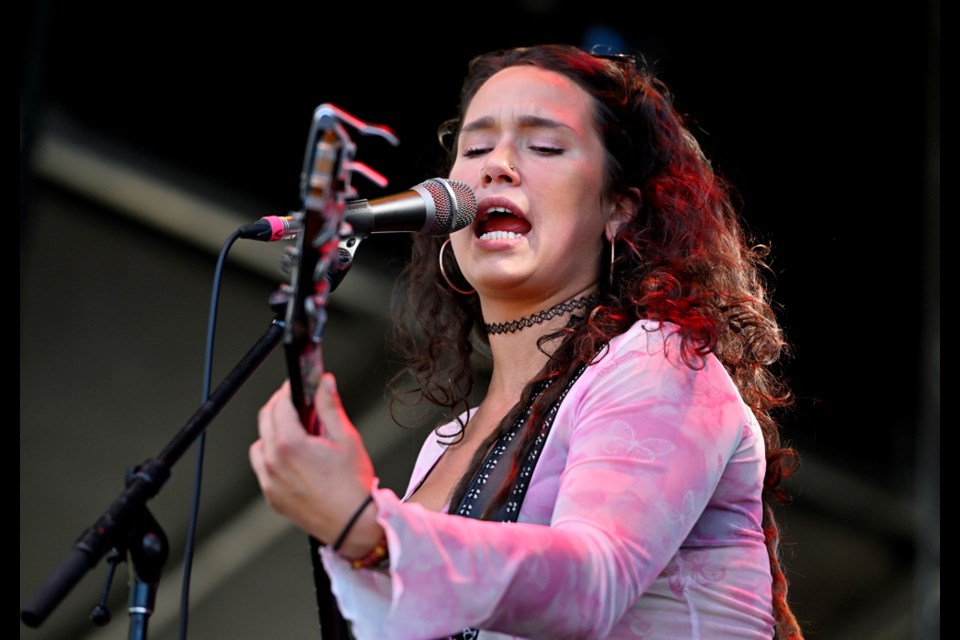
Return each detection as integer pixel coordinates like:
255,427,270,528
483,295,599,335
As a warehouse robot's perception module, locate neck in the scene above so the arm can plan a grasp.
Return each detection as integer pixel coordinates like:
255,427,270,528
479,289,599,400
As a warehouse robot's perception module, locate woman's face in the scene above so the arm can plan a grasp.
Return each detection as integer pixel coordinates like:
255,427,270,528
448,65,614,306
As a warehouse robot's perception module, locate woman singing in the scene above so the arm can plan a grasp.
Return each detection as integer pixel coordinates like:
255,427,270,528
250,44,803,639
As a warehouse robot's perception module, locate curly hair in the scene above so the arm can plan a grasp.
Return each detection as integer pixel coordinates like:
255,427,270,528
389,44,802,639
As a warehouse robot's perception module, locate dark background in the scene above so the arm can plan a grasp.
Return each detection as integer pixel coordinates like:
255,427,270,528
21,2,939,639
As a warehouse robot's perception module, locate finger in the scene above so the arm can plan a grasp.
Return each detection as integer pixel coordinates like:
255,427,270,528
271,382,303,429
314,373,349,440
248,440,265,482
257,381,292,439
249,439,279,500
315,373,343,411
259,383,309,463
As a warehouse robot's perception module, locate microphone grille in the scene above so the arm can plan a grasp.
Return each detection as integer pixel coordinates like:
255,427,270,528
421,178,477,234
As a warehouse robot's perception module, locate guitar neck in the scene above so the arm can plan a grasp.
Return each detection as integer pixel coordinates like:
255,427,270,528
288,343,324,435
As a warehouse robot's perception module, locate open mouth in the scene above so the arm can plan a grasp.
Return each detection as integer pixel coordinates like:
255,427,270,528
475,205,532,240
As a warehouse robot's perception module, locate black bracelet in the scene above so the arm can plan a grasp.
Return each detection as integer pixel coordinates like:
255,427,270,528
332,494,374,552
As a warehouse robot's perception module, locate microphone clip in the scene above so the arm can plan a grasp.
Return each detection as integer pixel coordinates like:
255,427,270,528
323,234,362,294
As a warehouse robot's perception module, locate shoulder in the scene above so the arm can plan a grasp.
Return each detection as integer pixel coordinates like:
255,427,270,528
565,319,751,446
589,319,732,388
584,319,715,389
591,319,677,375
545,320,761,520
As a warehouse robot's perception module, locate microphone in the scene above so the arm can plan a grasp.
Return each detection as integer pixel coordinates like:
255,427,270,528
344,178,476,236
237,178,476,241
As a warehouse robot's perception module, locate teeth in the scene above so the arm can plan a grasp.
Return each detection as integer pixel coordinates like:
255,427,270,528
487,206,513,214
479,231,524,240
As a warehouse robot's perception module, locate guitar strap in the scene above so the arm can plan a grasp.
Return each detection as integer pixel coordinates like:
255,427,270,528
443,363,588,640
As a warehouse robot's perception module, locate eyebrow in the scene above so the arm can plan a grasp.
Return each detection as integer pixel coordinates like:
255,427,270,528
460,115,576,135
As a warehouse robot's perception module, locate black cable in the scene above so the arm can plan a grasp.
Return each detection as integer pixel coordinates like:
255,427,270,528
179,229,242,640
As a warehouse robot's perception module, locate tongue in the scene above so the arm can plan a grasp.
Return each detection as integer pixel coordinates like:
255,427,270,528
481,213,531,235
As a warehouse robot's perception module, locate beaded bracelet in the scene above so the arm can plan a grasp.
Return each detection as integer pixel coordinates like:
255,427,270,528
332,494,374,552
350,537,389,570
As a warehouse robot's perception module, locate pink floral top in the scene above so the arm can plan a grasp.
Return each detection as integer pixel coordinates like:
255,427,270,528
321,320,775,639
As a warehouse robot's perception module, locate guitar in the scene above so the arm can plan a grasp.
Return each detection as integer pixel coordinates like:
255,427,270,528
273,104,397,639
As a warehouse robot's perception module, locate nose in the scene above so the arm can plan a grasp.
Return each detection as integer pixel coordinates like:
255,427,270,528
480,155,519,186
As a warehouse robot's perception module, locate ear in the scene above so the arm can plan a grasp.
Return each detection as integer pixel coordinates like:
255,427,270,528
604,187,642,243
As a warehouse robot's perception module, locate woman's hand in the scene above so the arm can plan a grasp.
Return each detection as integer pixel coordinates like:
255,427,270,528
249,374,383,555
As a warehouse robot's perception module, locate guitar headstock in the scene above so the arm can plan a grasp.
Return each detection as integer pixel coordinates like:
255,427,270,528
275,104,399,431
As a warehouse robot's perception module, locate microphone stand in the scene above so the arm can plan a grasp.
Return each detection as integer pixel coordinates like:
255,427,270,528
121,501,169,640
21,318,286,636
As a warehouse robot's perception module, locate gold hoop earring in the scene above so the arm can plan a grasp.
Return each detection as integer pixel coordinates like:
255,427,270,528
439,238,475,295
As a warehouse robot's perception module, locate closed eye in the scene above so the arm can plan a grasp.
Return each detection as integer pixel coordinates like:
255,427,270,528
530,145,564,155
462,147,491,158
